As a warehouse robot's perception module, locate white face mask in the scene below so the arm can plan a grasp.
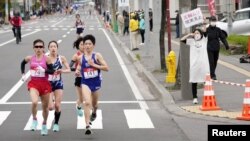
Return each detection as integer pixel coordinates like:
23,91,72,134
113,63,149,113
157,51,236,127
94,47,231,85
210,22,216,26
194,34,201,40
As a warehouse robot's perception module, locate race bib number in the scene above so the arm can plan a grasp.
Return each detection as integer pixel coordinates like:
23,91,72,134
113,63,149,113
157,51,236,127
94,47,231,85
77,25,83,28
48,74,60,81
30,67,45,77
83,68,98,79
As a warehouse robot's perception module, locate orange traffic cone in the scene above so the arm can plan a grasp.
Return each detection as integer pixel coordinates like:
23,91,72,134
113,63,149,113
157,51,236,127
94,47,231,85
200,74,221,111
237,79,250,120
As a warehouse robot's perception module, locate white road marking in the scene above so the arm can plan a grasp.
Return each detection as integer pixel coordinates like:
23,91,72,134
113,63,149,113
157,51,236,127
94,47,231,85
77,110,103,129
124,109,154,128
102,29,149,109
218,60,250,77
51,19,65,27
62,35,67,38
24,110,54,130
1,101,140,105
57,40,62,44
0,30,12,34
0,111,11,126
0,30,41,47
0,72,30,104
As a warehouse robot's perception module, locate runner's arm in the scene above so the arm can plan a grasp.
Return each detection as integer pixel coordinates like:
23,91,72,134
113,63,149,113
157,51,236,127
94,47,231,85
20,56,31,74
90,53,109,71
75,55,82,76
45,64,55,74
61,56,71,73
70,54,77,71
46,56,55,74
21,59,27,74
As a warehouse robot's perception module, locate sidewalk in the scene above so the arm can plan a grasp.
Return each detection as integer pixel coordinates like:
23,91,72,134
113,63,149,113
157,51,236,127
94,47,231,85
110,27,250,121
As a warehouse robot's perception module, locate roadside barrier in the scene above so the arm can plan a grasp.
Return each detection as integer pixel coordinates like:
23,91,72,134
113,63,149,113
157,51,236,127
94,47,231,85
200,75,250,121
212,80,245,87
237,79,250,121
200,74,221,111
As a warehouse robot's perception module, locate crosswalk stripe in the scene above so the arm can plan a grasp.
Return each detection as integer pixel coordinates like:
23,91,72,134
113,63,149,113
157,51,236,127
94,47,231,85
124,109,154,129
1,109,155,130
24,110,55,130
77,110,103,129
0,111,11,126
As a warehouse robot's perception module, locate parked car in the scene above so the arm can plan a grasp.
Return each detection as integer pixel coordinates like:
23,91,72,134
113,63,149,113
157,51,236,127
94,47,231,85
216,8,250,36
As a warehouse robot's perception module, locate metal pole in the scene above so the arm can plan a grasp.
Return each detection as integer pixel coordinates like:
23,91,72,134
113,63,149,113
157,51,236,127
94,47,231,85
144,0,149,54
5,0,9,24
179,0,193,100
166,0,171,52
227,0,233,34
111,0,115,31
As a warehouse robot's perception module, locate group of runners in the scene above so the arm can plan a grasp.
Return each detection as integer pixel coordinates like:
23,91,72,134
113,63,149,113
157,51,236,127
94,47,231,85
20,34,109,136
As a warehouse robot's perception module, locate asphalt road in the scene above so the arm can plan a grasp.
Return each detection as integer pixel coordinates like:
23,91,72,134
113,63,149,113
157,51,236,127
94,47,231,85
0,10,189,141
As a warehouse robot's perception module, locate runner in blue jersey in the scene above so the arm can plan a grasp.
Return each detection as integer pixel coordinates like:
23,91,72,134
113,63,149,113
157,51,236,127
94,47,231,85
75,34,109,135
47,41,71,132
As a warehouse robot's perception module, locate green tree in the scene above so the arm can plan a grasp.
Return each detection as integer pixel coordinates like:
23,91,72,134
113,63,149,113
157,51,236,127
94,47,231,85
0,1,5,17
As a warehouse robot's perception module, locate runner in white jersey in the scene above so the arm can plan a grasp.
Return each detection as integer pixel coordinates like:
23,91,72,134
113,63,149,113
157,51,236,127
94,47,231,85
75,14,85,38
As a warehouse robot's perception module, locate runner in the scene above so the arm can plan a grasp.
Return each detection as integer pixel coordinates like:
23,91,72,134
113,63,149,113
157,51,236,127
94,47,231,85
47,41,71,132
20,39,55,136
75,14,85,39
75,34,109,135
70,37,85,117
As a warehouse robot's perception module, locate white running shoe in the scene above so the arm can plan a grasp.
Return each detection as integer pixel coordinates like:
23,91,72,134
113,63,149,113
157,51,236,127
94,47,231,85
193,98,198,104
85,125,92,135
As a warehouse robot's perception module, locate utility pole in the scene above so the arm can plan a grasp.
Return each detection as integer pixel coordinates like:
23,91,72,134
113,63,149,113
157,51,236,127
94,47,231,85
227,0,233,34
5,0,9,24
159,0,166,70
190,0,197,31
24,0,26,20
178,0,194,100
166,0,171,53
111,0,116,32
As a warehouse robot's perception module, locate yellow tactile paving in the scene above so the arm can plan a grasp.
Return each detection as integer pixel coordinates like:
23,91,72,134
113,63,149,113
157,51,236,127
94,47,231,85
181,105,242,119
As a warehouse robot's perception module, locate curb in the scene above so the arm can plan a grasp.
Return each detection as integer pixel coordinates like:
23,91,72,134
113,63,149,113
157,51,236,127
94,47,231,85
109,29,187,115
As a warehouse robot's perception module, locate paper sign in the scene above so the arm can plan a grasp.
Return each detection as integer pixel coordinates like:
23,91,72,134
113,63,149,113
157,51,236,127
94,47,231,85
181,8,203,28
118,0,129,7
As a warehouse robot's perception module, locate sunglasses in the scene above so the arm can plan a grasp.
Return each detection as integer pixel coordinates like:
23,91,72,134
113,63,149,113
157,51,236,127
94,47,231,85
34,45,44,48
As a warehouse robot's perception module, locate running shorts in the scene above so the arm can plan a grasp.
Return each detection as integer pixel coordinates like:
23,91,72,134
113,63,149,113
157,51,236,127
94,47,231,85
28,79,52,95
